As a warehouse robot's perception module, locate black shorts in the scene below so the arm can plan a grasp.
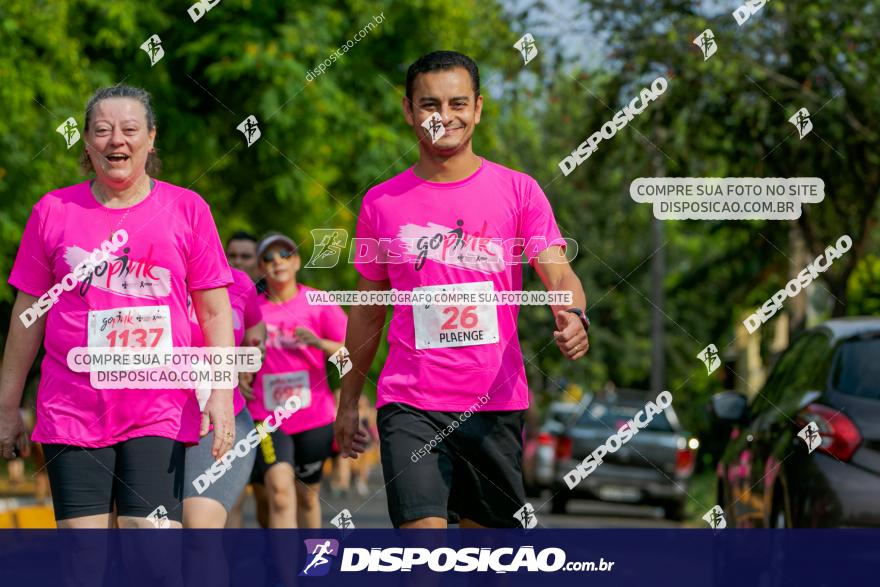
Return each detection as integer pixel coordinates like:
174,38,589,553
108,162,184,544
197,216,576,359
251,423,334,485
378,402,527,528
43,436,186,522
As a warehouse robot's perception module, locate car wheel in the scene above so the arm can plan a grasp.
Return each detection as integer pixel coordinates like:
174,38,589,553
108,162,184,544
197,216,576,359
550,493,568,515
663,500,686,522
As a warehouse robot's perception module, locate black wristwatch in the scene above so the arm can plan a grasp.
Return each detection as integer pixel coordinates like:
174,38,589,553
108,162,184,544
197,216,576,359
565,307,590,334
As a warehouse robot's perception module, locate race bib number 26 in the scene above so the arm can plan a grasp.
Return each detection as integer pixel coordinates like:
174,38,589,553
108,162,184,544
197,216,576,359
412,281,499,350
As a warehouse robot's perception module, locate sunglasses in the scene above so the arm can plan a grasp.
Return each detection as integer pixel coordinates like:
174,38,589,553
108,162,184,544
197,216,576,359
262,249,296,264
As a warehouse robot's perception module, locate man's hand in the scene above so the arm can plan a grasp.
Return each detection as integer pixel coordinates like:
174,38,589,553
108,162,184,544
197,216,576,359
0,408,30,460
238,372,255,401
334,403,369,459
554,310,589,360
202,389,235,459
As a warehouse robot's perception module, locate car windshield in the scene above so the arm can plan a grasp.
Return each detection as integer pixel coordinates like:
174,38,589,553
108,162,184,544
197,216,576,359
576,401,673,432
832,338,880,400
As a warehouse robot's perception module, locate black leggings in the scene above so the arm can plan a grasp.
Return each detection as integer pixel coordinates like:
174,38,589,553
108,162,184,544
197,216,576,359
43,436,186,522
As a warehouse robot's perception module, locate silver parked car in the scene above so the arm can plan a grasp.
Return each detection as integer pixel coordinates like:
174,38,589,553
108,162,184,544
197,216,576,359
551,390,696,520
523,399,589,496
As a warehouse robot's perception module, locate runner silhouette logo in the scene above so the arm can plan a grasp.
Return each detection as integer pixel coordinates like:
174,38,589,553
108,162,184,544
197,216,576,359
300,539,339,577
330,508,356,529
140,34,164,66
797,421,821,453
788,108,813,139
693,29,717,60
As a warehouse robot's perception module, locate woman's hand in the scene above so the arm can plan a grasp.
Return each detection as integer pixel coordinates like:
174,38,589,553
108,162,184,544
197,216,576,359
238,372,255,401
0,408,30,460
202,389,234,459
295,326,321,348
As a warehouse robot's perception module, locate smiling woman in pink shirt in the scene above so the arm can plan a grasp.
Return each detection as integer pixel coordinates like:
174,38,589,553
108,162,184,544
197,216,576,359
0,85,235,529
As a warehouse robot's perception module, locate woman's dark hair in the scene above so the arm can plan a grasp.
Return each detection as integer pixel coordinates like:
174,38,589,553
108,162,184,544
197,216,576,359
79,85,161,176
405,51,480,102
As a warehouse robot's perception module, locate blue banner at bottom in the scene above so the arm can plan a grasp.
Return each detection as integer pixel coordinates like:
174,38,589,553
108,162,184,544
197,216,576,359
0,529,877,586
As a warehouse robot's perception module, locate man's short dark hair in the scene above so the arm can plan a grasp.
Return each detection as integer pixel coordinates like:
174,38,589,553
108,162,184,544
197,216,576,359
226,230,258,248
405,51,480,102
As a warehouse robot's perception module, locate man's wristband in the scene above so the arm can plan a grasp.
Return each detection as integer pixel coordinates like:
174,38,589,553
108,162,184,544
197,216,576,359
565,307,590,334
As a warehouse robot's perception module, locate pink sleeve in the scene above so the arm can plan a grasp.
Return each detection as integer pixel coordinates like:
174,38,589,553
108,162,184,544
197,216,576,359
243,282,262,329
8,203,55,297
186,201,233,291
321,303,348,342
353,198,388,282
521,177,566,264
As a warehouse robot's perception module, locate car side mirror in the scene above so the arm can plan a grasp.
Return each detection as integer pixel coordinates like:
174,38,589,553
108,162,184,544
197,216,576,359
711,391,748,422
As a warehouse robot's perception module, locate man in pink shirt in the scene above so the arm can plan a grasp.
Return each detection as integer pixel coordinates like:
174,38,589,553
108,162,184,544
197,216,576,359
335,51,590,528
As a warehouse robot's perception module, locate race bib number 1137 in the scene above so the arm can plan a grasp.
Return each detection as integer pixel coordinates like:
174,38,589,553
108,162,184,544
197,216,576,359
87,305,173,350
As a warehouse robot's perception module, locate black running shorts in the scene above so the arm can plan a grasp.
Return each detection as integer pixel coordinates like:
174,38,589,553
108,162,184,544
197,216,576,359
43,436,186,522
251,423,334,485
378,402,527,528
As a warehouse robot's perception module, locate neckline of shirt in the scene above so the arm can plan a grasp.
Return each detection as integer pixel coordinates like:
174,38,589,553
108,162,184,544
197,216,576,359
407,157,487,189
87,178,160,213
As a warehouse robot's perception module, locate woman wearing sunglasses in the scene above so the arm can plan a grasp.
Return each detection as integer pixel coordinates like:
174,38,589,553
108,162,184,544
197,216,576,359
247,232,347,528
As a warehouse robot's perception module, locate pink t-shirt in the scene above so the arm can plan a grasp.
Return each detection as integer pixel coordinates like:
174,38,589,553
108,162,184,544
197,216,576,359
354,159,565,412
188,268,262,415
247,285,347,435
8,180,232,447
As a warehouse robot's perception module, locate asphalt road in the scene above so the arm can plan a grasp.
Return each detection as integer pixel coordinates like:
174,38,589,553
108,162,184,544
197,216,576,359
240,469,680,529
